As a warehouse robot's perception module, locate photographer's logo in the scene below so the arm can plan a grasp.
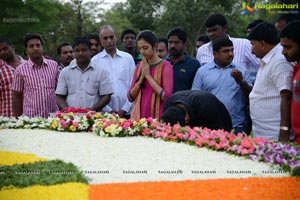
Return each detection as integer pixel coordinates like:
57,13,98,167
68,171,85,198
240,1,255,15
240,1,298,15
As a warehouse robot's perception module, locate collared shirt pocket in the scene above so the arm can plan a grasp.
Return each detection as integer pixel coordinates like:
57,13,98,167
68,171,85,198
86,80,99,96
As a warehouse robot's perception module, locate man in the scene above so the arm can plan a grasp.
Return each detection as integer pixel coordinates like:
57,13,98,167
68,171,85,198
248,22,293,142
246,19,264,35
157,37,169,59
279,21,300,144
92,25,135,118
161,90,232,132
167,27,200,93
121,28,142,64
55,37,113,111
196,13,259,83
57,42,73,69
192,37,252,134
11,34,60,118
0,37,26,117
86,33,102,57
274,14,297,32
194,34,210,57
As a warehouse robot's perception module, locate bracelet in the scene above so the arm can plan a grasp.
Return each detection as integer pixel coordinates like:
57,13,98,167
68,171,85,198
280,126,289,131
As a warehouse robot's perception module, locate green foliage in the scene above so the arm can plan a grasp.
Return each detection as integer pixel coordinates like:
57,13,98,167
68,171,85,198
0,160,88,189
0,0,102,60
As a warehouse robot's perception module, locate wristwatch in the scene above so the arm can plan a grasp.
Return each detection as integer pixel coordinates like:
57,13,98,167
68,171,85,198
280,126,289,131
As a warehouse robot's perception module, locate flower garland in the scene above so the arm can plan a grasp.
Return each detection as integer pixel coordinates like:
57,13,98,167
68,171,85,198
0,112,299,176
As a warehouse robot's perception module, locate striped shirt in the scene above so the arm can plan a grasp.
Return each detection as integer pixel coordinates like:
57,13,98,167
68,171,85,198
0,57,26,117
11,57,60,118
196,36,259,83
249,44,293,141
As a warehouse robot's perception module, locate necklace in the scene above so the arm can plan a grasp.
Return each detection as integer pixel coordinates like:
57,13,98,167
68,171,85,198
149,59,163,67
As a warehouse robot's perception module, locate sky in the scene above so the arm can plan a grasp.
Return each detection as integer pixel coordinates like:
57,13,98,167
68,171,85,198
61,0,127,10
102,0,126,10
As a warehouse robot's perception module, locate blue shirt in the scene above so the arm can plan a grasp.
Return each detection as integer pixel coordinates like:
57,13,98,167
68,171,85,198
192,61,252,127
170,55,200,93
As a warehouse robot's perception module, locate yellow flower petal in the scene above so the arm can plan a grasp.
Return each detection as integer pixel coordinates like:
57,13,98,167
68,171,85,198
0,151,47,166
0,182,89,200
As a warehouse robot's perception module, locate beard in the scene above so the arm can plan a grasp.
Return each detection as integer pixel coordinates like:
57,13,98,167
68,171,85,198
0,52,14,61
170,48,181,58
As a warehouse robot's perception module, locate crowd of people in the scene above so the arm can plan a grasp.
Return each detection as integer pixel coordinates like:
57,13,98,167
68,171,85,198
0,13,299,144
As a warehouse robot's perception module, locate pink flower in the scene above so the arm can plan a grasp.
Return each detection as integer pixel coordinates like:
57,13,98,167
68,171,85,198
176,133,183,140
55,112,63,118
208,140,216,147
215,143,223,150
238,146,255,155
172,124,181,133
146,117,153,124
189,132,198,142
142,127,151,136
122,121,132,129
73,121,78,128
59,119,67,128
195,137,203,147
252,137,267,145
226,134,236,143
182,133,190,140
228,144,239,152
241,137,253,149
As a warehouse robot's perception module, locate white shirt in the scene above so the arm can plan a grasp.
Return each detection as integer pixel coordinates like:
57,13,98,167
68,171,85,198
196,36,259,83
92,49,135,113
249,44,293,141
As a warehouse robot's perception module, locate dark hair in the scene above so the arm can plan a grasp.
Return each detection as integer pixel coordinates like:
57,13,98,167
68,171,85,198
167,27,187,43
161,105,186,126
73,36,91,50
247,22,279,45
158,37,168,48
57,42,72,55
246,19,264,30
276,14,295,23
86,33,100,41
197,34,210,43
205,13,227,28
0,37,13,46
212,36,232,51
279,20,300,46
24,33,43,48
121,28,136,41
137,30,157,48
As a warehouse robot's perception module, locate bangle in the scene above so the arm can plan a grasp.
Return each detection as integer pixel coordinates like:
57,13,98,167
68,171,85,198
280,126,289,131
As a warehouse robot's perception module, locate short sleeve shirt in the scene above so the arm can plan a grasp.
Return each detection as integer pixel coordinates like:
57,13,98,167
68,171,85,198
55,62,113,109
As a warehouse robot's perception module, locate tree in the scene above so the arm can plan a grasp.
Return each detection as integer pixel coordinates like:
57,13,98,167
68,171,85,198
0,0,105,60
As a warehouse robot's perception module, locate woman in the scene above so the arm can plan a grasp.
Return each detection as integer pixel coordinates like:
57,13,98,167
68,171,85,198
128,30,173,120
